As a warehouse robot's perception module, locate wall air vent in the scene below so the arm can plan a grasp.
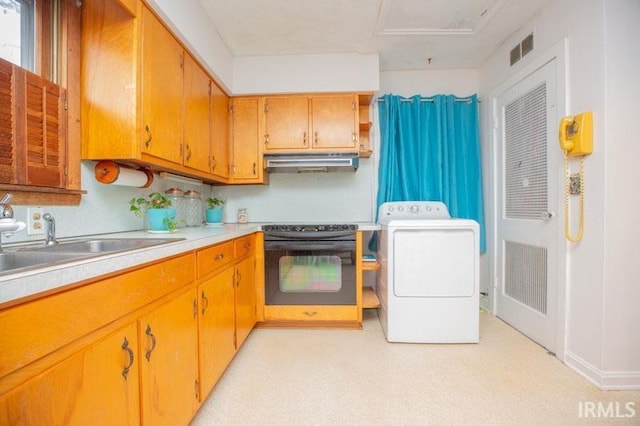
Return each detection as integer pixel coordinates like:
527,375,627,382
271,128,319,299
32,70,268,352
509,33,534,67
521,33,534,56
510,45,521,66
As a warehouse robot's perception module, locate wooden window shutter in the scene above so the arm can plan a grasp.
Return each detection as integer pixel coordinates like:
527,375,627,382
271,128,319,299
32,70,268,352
23,71,66,188
0,60,17,184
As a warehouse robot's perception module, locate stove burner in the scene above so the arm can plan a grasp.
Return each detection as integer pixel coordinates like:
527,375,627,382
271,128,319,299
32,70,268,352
263,224,357,232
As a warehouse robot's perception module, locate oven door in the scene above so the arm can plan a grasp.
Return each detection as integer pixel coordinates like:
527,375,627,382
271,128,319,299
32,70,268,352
264,240,356,305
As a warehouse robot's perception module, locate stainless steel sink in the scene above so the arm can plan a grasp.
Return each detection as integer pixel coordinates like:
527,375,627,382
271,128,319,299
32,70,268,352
24,238,183,254
0,251,91,273
0,238,184,276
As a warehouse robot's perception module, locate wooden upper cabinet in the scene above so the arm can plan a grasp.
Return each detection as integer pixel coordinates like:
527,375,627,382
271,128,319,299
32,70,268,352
183,54,211,174
310,94,359,150
263,94,359,153
140,6,183,165
229,97,264,183
210,81,230,181
264,96,310,151
82,0,232,184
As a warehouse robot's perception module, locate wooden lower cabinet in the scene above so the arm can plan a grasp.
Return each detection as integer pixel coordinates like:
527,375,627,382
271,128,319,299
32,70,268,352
198,266,236,401
0,234,261,425
0,322,140,425
235,255,257,347
138,288,199,426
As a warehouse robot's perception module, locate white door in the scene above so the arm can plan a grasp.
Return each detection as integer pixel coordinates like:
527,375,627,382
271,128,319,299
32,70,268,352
494,59,562,352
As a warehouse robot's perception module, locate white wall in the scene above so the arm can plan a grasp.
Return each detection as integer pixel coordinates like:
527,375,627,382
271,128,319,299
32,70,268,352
479,0,640,389
233,53,380,95
601,0,640,381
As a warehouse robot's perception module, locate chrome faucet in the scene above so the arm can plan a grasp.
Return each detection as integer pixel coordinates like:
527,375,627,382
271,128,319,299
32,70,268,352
0,193,27,251
43,213,59,245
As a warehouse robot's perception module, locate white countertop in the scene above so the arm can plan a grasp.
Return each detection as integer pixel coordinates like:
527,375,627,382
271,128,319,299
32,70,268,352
0,222,379,306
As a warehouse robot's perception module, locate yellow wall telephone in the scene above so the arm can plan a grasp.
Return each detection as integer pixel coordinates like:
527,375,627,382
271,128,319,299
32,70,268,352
559,112,593,242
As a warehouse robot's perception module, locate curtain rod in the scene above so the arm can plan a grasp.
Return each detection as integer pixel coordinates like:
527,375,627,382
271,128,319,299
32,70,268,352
377,96,479,104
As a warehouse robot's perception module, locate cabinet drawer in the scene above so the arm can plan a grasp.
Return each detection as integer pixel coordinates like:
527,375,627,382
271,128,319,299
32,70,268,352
197,241,234,278
234,234,255,259
0,254,195,380
263,305,358,322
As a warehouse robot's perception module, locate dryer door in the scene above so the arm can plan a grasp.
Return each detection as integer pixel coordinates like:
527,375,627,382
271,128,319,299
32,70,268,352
391,223,477,298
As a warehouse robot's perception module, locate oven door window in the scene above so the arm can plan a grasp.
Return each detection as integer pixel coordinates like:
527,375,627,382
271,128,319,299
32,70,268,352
265,247,356,305
279,255,342,293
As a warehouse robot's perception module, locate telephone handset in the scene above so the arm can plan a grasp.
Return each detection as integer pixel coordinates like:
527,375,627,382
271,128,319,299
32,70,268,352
559,112,593,242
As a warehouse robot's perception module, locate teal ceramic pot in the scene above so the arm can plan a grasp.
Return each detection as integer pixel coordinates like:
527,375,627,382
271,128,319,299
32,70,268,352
206,208,223,224
147,208,177,231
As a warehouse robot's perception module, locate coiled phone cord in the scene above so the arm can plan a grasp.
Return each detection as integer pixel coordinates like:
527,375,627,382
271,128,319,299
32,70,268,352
564,152,585,242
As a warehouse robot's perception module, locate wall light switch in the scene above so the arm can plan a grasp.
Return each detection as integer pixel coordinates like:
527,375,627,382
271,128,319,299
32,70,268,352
27,207,45,235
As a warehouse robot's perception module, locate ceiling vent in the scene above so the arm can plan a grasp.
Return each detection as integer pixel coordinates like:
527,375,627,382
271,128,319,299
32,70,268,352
509,32,534,66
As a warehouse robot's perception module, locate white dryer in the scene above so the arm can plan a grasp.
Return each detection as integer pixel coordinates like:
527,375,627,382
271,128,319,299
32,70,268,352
377,201,479,343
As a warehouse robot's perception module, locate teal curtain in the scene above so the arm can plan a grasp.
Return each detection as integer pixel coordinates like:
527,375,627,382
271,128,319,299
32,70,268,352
376,94,486,252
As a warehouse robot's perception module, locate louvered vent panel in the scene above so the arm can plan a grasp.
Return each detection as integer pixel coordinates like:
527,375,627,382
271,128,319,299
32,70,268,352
0,60,16,183
25,72,63,187
504,83,548,219
45,84,61,167
504,241,547,314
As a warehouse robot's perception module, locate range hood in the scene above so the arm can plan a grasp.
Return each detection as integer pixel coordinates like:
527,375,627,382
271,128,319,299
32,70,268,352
264,153,359,173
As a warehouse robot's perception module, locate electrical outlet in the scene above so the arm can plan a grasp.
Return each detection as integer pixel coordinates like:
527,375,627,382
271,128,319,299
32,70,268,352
27,207,45,235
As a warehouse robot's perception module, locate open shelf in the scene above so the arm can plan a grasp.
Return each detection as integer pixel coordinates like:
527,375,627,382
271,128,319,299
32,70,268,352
362,260,380,271
362,287,380,309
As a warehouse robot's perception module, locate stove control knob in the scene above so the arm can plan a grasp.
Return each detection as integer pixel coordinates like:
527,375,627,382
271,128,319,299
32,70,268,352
410,205,419,214
397,205,404,212
425,205,432,212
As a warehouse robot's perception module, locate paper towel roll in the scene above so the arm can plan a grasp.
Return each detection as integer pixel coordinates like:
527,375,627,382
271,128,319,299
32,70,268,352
94,160,153,188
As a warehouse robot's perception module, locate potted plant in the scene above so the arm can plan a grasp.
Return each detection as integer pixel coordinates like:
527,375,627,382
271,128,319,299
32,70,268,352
130,192,178,231
205,197,225,224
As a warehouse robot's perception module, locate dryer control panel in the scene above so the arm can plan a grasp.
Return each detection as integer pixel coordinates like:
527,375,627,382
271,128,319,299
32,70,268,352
378,201,451,224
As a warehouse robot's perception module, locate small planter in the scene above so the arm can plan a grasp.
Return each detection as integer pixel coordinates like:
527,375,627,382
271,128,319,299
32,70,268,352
146,208,177,231
205,208,223,224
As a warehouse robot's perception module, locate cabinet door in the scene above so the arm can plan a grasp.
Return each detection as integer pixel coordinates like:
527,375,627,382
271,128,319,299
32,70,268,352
235,255,257,348
140,6,183,164
139,289,198,426
183,54,211,173
264,96,309,151
0,323,139,426
310,95,358,150
198,266,236,400
210,81,230,180
230,97,263,183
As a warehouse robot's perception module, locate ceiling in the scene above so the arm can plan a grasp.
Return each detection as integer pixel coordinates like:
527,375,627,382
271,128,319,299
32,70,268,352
197,0,551,71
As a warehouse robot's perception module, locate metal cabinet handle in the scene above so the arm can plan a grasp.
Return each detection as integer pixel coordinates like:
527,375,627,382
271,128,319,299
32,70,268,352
264,134,269,145
214,253,224,261
211,156,217,171
121,337,134,379
303,311,318,317
201,290,209,315
144,125,152,148
303,131,307,145
253,162,256,175
244,242,251,249
236,270,241,287
145,325,156,361
314,132,318,146
186,144,192,161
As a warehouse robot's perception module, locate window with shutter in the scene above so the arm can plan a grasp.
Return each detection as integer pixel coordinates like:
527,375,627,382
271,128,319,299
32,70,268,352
0,0,82,204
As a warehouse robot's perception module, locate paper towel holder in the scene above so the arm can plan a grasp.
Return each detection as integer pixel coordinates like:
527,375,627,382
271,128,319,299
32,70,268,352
94,160,154,188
